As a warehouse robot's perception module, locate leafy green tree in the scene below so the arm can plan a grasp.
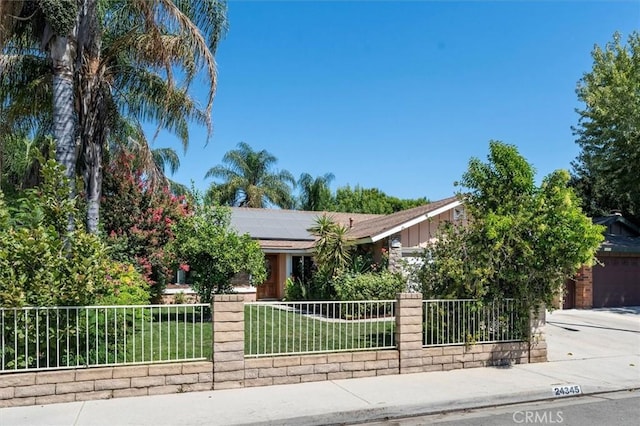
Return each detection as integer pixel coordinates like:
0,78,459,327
297,172,334,211
571,31,640,222
411,221,489,299
332,185,428,214
170,204,266,303
205,142,295,208
414,141,604,314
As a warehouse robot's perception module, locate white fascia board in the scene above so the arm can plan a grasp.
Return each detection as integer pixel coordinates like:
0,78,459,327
370,200,462,243
351,237,373,246
262,248,314,255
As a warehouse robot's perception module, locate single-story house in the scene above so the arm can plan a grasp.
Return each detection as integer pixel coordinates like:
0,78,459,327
564,214,640,309
229,196,463,300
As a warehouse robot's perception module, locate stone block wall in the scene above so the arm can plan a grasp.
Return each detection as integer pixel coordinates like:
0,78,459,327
244,351,399,387
0,361,212,408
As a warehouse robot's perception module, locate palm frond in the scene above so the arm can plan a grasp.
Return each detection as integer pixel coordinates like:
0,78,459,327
152,147,180,175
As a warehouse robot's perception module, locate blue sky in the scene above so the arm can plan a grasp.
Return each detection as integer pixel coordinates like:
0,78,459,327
155,0,640,203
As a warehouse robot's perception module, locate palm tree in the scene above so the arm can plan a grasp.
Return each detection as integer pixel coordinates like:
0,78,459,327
1,0,228,232
0,0,79,189
308,214,352,298
80,0,228,232
205,142,296,208
298,172,335,211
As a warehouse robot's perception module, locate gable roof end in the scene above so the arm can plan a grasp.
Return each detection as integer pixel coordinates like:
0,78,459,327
348,196,461,243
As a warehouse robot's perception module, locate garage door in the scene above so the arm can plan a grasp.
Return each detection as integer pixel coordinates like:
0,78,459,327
592,255,640,308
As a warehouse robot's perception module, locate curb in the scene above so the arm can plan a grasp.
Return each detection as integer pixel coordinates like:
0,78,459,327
242,386,639,426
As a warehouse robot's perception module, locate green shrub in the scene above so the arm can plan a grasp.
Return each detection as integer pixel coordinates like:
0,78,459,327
334,272,406,301
173,291,187,304
0,160,109,308
98,262,151,305
284,277,304,301
284,275,335,301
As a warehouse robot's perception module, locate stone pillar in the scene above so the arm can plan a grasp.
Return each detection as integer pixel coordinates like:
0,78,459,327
574,265,593,309
212,294,245,389
395,293,423,374
528,307,547,363
388,233,403,273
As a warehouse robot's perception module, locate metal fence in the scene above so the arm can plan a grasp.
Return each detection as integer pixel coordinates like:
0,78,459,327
0,304,211,373
423,299,525,347
245,300,396,357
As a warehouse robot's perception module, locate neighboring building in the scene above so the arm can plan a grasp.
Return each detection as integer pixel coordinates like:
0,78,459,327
230,196,463,300
564,214,640,309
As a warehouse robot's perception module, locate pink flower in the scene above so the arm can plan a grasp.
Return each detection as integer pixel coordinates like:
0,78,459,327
179,264,190,272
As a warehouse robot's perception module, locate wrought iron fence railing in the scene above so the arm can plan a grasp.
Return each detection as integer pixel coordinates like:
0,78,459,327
423,299,525,347
0,304,211,373
245,300,396,357
1,298,527,371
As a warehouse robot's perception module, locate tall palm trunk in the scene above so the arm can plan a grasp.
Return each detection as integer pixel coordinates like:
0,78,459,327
51,35,77,186
82,101,106,233
50,33,78,234
77,0,103,234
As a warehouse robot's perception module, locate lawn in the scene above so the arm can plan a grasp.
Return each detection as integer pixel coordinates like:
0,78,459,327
123,307,212,363
244,304,396,356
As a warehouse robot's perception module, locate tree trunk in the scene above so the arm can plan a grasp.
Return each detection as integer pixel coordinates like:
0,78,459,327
51,35,77,187
50,33,78,234
76,0,103,234
84,133,103,233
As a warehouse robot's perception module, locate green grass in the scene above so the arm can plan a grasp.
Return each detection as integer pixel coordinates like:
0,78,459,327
123,312,213,363
65,307,213,365
244,304,395,356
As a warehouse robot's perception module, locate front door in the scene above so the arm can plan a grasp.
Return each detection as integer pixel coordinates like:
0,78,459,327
257,255,279,300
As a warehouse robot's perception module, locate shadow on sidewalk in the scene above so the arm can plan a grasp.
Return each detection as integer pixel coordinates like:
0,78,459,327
547,320,639,334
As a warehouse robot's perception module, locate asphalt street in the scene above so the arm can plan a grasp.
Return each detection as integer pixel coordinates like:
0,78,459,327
358,390,640,425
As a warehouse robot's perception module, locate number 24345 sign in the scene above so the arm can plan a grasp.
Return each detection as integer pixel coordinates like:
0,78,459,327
552,385,582,397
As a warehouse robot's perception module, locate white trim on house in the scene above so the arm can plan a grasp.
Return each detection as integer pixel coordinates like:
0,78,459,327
351,200,462,245
285,254,293,280
262,248,313,255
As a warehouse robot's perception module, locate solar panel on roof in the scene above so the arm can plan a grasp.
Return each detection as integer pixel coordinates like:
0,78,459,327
230,209,319,241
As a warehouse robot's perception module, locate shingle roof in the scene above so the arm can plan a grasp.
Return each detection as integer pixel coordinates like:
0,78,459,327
600,235,640,254
230,196,460,250
593,215,640,254
593,215,640,236
346,196,461,241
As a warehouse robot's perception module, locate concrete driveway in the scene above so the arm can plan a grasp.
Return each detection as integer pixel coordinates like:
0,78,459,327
545,306,640,362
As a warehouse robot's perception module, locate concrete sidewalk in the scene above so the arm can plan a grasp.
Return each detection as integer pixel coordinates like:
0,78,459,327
1,309,638,426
